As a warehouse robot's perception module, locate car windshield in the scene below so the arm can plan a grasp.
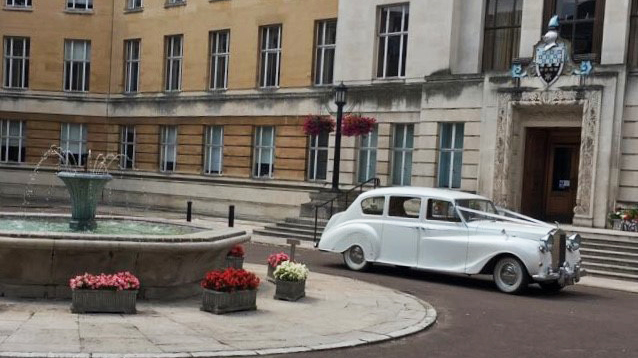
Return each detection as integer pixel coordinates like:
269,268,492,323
455,199,499,222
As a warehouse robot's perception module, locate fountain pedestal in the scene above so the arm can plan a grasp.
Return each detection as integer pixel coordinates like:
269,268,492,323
57,172,112,231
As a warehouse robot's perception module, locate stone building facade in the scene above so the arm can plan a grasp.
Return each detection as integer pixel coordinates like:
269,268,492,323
1,0,637,227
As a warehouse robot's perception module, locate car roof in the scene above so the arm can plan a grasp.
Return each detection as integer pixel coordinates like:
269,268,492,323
358,187,489,201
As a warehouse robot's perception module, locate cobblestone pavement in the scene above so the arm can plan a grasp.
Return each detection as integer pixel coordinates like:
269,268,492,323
0,264,435,357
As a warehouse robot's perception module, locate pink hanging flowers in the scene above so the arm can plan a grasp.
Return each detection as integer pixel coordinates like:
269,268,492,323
342,115,376,137
303,115,336,136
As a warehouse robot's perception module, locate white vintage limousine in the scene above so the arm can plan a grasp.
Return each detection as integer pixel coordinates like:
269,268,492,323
316,187,585,293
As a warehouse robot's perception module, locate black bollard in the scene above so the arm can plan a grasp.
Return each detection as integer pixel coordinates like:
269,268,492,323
229,205,235,227
186,201,192,222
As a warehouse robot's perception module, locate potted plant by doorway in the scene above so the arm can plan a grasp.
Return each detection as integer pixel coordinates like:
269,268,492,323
200,268,260,314
69,272,139,314
273,261,309,302
266,252,290,282
226,244,245,269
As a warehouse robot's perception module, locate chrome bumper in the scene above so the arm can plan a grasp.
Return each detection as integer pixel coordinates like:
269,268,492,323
533,262,586,286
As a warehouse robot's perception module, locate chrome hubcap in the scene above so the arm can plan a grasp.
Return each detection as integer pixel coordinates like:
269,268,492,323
500,263,519,286
349,246,364,264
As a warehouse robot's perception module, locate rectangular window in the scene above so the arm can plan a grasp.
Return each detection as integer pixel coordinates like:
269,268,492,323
5,0,31,8
358,128,378,183
308,131,329,181
127,0,142,10
66,0,93,10
253,126,275,178
0,120,25,163
64,40,91,92
60,123,87,167
629,0,638,67
314,20,337,86
210,30,230,90
377,4,409,78
438,123,464,189
3,37,29,89
160,125,177,172
392,124,413,186
482,0,522,71
204,125,223,175
120,125,136,169
388,196,421,218
544,0,606,60
167,0,185,4
164,35,183,92
259,25,282,88
124,39,140,93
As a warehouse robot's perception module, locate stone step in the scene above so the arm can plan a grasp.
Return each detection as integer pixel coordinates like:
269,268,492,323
581,261,638,276
581,234,638,246
582,269,638,282
581,254,638,268
265,224,322,236
274,222,326,232
252,228,317,242
580,248,638,261
581,242,638,255
285,217,329,226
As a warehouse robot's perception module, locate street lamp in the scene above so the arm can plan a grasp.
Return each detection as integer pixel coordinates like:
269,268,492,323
332,82,348,191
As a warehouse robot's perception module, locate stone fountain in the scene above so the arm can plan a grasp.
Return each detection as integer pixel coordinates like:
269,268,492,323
57,172,112,230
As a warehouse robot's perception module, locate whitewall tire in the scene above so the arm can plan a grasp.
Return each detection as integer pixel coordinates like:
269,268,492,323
343,245,370,271
493,257,529,294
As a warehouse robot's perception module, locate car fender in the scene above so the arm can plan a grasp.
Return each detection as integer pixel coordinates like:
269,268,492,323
318,221,380,261
465,236,541,276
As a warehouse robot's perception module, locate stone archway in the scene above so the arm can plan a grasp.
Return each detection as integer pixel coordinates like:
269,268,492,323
492,89,602,226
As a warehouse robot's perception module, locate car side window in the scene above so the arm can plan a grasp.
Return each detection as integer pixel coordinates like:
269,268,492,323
361,196,385,215
427,199,461,222
388,196,421,219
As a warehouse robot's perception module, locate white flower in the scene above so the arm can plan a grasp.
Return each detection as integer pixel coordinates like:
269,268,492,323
273,261,309,282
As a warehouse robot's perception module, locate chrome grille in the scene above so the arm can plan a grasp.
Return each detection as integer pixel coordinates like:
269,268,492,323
550,231,567,270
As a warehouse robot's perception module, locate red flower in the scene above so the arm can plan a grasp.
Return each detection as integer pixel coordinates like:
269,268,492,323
342,115,376,137
267,252,290,267
227,244,245,258
201,268,260,292
303,115,335,136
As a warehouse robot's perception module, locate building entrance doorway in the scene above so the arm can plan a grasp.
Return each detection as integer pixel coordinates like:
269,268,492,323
521,127,581,223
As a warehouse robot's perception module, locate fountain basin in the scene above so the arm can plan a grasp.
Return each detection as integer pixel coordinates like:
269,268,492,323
0,213,250,300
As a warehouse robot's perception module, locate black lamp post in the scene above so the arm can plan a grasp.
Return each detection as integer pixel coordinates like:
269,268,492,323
332,82,348,191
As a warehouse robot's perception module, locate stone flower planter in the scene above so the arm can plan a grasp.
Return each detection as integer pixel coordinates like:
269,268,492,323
201,288,257,314
226,256,244,269
612,219,623,231
71,289,137,314
267,264,276,282
274,279,306,301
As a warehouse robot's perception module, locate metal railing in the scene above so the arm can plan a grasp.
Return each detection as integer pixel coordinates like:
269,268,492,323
314,177,380,244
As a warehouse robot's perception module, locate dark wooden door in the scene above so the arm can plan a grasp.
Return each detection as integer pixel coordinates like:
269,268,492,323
521,129,549,219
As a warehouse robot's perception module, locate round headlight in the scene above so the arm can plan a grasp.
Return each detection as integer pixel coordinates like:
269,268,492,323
568,233,581,251
541,234,554,252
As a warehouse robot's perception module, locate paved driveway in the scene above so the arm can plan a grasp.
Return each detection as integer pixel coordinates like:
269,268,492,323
247,242,638,358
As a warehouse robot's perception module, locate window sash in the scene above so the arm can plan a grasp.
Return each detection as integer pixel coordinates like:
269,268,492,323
358,129,378,183
438,123,464,189
160,126,177,172
66,0,93,10
210,31,230,90
64,40,91,92
308,132,329,181
543,0,605,58
204,125,224,175
314,20,337,85
60,123,87,166
253,126,275,178
127,0,142,9
377,4,409,78
124,40,140,93
120,125,136,169
3,37,29,89
392,124,413,186
0,120,25,163
260,26,282,88
6,0,31,8
165,35,183,91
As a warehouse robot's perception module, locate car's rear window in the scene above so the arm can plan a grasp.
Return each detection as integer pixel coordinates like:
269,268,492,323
361,196,385,215
388,196,421,218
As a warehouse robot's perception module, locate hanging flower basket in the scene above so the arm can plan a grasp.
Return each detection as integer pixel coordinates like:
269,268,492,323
200,268,260,314
226,244,245,269
342,115,376,137
303,115,335,136
69,272,140,314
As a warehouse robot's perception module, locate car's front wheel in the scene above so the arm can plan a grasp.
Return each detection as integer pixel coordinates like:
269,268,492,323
343,245,370,271
493,257,529,294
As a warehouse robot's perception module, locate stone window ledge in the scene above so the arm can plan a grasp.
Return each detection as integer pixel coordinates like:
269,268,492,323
2,6,33,12
64,9,94,15
124,7,143,14
164,1,186,8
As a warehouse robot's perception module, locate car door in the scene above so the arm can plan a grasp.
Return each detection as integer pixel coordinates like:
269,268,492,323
377,195,422,266
417,198,469,272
